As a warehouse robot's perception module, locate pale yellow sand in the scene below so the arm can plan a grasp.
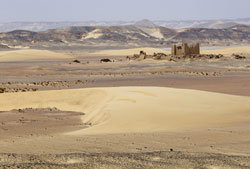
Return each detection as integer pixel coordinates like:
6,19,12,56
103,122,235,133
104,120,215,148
89,48,170,56
202,46,250,55
0,49,72,62
0,87,250,135
84,29,103,39
90,46,250,57
139,27,165,39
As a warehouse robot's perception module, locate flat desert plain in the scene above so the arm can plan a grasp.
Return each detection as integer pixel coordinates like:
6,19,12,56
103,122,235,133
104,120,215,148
0,46,250,168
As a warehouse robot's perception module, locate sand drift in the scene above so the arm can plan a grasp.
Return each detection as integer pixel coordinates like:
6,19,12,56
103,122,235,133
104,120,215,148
0,87,250,135
0,49,72,62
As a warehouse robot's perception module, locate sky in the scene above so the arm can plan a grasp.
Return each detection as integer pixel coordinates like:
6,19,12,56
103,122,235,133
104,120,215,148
0,0,249,22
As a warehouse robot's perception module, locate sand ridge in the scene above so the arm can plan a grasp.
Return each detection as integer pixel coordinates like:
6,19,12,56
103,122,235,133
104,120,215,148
1,87,250,135
202,46,250,55
89,46,250,57
0,49,73,62
89,48,170,56
1,46,247,62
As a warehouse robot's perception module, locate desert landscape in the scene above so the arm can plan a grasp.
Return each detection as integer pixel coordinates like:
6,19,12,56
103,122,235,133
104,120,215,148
0,41,250,168
1,1,250,168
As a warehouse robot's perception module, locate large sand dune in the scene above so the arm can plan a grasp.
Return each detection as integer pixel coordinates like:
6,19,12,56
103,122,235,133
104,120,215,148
0,49,72,62
90,46,250,56
202,46,250,55
0,87,250,135
89,48,170,56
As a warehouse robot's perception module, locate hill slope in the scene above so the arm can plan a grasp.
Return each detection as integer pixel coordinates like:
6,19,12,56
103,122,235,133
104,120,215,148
0,24,250,47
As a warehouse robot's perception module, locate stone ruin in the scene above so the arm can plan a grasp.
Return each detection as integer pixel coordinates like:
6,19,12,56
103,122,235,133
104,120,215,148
126,51,168,61
127,50,223,62
171,43,200,56
126,43,232,62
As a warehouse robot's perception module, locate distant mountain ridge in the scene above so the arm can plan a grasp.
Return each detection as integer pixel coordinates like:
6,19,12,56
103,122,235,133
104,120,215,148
134,19,156,28
0,24,250,48
1,18,250,32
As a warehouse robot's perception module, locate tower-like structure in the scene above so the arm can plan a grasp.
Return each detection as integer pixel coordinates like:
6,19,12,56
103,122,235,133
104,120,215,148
171,43,200,55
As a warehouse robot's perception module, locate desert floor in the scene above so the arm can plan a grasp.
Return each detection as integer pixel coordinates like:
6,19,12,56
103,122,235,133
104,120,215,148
0,46,250,168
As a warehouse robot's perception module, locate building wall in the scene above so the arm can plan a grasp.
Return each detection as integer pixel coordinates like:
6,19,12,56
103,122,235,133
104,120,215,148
171,43,200,55
188,43,200,55
171,45,176,55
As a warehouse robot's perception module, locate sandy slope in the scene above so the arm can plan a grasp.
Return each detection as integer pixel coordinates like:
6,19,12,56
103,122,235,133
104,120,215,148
90,46,250,56
89,48,170,56
0,87,250,135
202,46,250,55
0,49,72,62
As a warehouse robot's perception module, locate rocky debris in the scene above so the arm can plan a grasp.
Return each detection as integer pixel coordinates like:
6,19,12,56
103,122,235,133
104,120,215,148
0,151,250,168
0,80,93,94
69,60,90,65
72,59,81,63
0,87,37,93
0,44,9,49
232,54,246,60
128,51,148,60
127,51,224,61
0,88,5,93
100,58,113,63
130,52,168,60
27,80,87,87
0,107,85,142
16,107,61,113
184,54,224,59
33,81,68,87
152,53,168,60
169,54,224,61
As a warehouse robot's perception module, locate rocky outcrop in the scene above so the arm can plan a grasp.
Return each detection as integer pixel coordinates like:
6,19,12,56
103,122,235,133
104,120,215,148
232,54,246,60
127,51,224,61
100,58,113,62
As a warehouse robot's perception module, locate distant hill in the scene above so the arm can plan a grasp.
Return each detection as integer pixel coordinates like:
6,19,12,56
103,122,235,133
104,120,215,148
1,18,250,33
0,23,249,47
193,21,238,29
134,19,156,28
154,18,250,29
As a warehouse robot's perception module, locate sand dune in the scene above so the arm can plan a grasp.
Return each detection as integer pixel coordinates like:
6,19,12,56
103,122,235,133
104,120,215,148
0,49,72,62
89,48,170,56
0,87,250,135
202,46,250,55
90,46,250,57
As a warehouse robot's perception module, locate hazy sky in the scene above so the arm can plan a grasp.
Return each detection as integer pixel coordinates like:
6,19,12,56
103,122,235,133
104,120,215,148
0,0,249,22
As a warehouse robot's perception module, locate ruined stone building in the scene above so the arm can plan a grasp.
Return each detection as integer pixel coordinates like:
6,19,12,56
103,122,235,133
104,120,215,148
171,43,200,55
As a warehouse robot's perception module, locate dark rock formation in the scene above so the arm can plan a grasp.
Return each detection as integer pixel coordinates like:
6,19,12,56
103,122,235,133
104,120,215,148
233,54,246,60
100,58,112,62
127,51,224,61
